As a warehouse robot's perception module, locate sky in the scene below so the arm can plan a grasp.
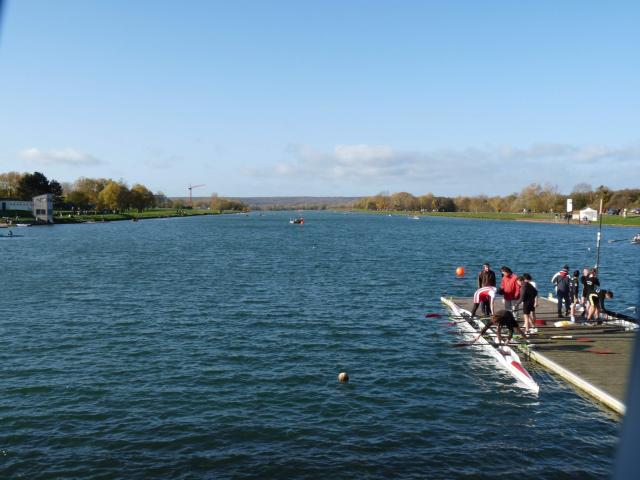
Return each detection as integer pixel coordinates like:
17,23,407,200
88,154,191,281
0,0,639,197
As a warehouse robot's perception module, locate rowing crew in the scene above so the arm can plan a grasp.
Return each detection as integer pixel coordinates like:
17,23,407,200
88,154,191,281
470,273,539,334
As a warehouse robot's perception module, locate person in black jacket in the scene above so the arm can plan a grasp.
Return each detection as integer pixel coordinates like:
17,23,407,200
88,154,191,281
569,270,581,322
515,275,538,334
477,263,496,288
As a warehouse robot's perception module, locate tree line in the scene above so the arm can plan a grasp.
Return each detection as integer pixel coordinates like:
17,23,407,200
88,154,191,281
352,183,640,213
0,171,248,213
0,171,165,212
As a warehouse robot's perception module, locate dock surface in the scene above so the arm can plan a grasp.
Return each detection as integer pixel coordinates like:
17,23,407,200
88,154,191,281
444,296,636,414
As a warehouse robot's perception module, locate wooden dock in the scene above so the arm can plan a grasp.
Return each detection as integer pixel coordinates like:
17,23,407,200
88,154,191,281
442,296,637,415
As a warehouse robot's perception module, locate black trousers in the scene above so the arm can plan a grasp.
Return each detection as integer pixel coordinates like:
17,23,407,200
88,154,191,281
557,291,571,314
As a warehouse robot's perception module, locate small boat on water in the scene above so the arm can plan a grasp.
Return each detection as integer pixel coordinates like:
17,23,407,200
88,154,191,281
410,216,420,220
441,297,539,393
16,223,30,227
632,233,640,244
289,217,304,225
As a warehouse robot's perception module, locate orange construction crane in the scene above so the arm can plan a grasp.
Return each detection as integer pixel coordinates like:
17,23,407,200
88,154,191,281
188,184,205,205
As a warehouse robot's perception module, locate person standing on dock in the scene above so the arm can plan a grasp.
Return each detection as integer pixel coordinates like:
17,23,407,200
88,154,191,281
551,264,570,292
471,309,527,346
500,266,520,313
583,268,600,304
553,267,571,317
580,267,590,318
569,270,581,322
477,263,496,288
515,275,538,334
586,289,614,324
470,286,498,317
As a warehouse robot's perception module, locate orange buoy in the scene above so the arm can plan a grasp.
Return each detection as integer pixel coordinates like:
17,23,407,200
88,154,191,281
455,266,465,277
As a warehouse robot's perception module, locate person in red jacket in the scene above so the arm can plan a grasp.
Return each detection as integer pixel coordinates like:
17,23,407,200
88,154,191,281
500,266,520,312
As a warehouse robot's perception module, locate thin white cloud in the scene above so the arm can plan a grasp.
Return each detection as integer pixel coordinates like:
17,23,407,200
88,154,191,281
240,142,640,195
254,142,640,184
19,147,104,166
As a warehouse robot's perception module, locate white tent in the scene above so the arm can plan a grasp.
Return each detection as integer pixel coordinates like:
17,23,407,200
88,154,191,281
579,207,598,222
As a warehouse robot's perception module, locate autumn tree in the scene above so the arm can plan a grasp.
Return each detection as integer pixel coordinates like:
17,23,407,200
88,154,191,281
66,190,92,210
98,181,130,211
570,183,593,210
129,184,155,212
0,171,22,197
74,177,109,206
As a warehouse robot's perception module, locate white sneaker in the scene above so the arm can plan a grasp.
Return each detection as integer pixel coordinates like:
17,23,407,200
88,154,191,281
570,316,576,323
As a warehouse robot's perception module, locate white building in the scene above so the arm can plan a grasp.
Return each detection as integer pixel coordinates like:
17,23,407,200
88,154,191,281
578,207,598,222
0,199,33,212
33,194,54,223
1,194,54,223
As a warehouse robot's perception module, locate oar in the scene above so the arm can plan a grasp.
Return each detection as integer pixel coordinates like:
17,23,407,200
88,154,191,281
452,341,548,348
550,335,594,342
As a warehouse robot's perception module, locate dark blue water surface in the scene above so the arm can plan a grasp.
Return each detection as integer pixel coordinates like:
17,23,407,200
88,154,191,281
1,211,637,479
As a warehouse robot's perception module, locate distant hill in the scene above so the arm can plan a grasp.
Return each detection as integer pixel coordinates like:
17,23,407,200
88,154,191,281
170,196,362,209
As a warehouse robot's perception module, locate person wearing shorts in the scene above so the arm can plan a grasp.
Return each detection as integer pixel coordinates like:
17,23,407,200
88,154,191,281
472,310,527,345
587,289,613,324
515,275,538,334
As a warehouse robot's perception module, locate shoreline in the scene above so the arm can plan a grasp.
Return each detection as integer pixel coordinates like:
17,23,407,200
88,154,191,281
346,209,640,227
1,208,241,227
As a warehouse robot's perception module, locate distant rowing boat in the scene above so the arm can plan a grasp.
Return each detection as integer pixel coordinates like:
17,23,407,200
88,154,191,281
441,297,539,393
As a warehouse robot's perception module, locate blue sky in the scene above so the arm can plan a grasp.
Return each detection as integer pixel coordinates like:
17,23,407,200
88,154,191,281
0,1,638,197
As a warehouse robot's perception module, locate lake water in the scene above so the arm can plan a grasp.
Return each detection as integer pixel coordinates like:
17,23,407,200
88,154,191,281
1,211,637,479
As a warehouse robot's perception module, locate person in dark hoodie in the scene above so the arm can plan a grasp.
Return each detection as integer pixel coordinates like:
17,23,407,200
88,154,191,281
515,275,538,334
553,267,571,317
477,263,496,288
569,270,581,322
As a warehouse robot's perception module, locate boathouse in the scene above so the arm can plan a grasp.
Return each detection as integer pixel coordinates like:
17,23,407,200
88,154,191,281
33,193,54,223
0,199,33,212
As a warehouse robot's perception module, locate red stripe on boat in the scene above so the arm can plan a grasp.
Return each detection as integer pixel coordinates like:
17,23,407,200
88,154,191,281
511,360,532,379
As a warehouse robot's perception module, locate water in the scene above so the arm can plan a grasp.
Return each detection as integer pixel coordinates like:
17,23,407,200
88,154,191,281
1,211,636,479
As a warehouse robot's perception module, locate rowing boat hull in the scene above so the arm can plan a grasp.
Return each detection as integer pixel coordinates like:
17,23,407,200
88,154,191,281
441,297,539,393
